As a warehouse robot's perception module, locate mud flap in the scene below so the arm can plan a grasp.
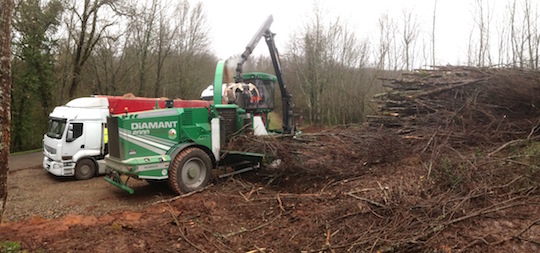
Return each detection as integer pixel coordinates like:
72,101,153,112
104,171,135,194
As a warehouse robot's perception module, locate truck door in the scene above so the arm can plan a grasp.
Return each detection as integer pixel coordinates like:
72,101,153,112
63,122,85,160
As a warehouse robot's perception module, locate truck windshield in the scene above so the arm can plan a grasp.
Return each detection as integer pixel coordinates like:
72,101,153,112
46,118,67,139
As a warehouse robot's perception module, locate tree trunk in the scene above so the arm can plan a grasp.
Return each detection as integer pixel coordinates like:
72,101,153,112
0,0,13,223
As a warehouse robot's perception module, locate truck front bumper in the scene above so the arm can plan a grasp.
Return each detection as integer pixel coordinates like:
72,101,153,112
43,156,75,176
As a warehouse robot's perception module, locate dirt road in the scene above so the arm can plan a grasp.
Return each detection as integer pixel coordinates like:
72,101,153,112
5,152,173,222
9,151,43,171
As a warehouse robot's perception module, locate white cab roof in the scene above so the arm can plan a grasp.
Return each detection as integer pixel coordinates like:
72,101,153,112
65,97,109,108
50,97,109,121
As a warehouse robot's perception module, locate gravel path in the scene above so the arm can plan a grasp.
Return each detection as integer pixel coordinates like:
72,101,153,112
5,159,174,222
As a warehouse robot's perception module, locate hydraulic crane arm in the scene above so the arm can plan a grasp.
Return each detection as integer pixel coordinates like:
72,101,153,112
235,15,295,134
235,16,274,82
264,27,295,134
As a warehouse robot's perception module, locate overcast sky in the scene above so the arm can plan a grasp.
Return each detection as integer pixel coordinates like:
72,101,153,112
199,0,518,66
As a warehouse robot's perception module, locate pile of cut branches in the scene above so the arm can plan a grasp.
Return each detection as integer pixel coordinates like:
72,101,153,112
225,126,409,177
370,66,540,147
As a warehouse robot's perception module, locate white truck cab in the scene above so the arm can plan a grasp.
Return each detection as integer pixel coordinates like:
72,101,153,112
43,97,110,179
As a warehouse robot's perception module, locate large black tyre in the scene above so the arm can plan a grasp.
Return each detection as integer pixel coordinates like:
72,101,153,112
74,159,96,180
168,147,212,194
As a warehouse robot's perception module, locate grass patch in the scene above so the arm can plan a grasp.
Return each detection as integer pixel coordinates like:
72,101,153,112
10,148,42,156
0,241,22,253
267,112,283,131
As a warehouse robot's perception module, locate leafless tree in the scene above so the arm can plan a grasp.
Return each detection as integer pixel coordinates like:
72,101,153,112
376,13,391,70
504,0,540,68
89,30,132,95
431,0,437,66
509,0,522,67
523,0,539,69
376,13,400,71
0,0,13,223
116,0,210,98
170,0,212,99
288,4,374,125
64,0,117,100
153,0,177,97
496,19,509,66
62,0,211,100
401,9,420,70
469,0,493,67
124,0,158,96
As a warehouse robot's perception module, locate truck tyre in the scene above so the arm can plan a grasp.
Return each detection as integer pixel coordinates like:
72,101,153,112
168,147,212,194
74,159,96,180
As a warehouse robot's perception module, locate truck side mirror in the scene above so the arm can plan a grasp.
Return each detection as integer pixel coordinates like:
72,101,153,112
66,124,74,142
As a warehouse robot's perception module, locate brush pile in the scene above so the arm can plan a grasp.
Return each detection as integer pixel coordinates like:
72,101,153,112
226,126,408,178
369,66,540,147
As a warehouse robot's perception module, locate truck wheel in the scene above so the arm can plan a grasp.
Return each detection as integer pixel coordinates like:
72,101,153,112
168,147,212,194
74,159,96,180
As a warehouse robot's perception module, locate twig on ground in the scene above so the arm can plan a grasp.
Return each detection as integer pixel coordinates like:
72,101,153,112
152,184,213,205
245,247,267,253
166,203,208,253
222,214,281,239
346,193,386,208
422,129,438,153
277,194,285,213
488,136,540,157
